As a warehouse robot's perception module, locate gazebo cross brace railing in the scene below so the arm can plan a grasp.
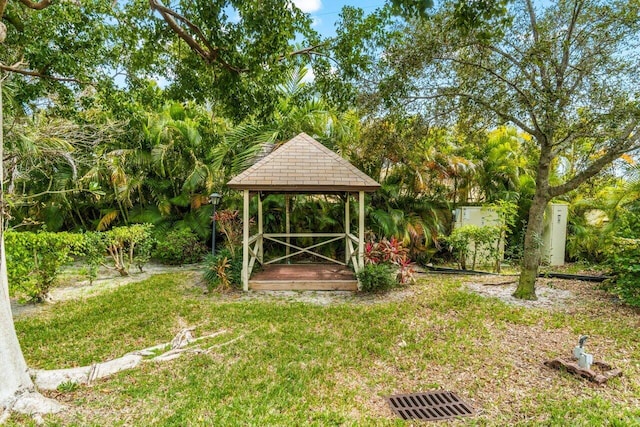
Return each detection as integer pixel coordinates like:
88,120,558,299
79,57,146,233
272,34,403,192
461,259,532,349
240,190,366,291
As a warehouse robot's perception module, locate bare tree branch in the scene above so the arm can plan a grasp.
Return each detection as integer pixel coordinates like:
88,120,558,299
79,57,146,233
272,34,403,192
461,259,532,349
0,62,92,85
148,0,247,73
148,0,324,74
525,0,551,91
556,0,583,90
435,54,543,134
406,89,539,137
485,45,539,89
17,0,51,10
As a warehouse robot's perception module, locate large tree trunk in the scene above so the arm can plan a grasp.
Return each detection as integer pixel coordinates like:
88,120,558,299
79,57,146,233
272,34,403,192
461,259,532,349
513,190,549,299
0,80,62,418
514,138,553,300
0,240,35,406
0,77,35,407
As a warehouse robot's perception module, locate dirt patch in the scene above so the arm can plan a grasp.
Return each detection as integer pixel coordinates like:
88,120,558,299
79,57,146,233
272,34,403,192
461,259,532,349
463,277,574,310
461,274,637,315
329,290,638,425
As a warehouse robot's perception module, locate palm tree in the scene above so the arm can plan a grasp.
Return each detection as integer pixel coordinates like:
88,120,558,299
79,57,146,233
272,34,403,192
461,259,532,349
474,126,533,203
5,113,123,230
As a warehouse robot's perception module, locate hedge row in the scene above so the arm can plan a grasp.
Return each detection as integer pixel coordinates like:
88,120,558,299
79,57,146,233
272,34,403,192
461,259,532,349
5,225,207,302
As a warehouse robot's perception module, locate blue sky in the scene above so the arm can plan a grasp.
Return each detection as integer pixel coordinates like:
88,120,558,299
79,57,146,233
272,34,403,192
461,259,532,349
293,0,386,37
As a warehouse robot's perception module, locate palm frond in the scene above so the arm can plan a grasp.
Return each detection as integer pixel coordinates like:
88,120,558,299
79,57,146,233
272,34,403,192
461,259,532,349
97,210,119,231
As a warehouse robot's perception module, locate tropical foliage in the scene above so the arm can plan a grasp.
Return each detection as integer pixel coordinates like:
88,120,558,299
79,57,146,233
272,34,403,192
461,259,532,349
3,1,640,421
4,231,84,302
0,0,638,305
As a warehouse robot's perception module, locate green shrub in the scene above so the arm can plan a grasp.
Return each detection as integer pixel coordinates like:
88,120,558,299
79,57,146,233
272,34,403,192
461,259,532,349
104,224,154,276
356,262,398,293
5,231,84,302
445,224,501,270
4,226,156,300
80,232,107,285
154,228,208,265
604,237,640,307
203,248,242,291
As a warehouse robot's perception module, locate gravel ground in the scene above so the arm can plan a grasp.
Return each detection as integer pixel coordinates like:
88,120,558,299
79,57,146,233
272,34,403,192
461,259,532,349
463,276,575,310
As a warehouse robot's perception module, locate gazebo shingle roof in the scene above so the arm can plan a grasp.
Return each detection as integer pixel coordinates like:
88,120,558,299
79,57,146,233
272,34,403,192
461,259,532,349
227,132,380,192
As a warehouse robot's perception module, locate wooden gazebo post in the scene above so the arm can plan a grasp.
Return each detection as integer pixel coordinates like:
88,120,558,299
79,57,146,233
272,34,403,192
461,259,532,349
358,190,365,271
344,193,350,265
228,133,380,291
242,189,250,291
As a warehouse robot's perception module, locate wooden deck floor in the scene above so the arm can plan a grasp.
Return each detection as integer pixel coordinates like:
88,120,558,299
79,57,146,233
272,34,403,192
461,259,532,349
249,264,358,291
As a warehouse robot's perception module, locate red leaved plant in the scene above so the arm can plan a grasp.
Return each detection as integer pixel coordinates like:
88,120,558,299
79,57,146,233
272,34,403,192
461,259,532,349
364,237,416,284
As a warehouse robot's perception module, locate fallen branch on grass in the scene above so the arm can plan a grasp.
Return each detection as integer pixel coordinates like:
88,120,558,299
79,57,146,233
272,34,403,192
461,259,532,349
205,333,248,352
31,328,243,391
482,280,517,286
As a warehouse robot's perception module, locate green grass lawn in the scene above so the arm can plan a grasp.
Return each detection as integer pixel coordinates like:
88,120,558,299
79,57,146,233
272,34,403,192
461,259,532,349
9,272,640,426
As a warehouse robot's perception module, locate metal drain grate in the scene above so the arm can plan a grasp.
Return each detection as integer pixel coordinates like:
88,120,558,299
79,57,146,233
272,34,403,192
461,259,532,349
386,391,474,421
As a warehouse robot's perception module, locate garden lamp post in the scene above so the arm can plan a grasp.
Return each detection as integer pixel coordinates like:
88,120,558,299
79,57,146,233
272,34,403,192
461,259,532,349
210,192,222,255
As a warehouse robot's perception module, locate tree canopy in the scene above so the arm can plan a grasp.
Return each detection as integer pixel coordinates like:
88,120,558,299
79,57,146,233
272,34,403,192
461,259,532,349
337,0,640,298
3,0,640,417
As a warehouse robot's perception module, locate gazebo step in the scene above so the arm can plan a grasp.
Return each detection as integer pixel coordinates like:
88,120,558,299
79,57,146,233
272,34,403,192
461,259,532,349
248,264,358,291
249,280,358,291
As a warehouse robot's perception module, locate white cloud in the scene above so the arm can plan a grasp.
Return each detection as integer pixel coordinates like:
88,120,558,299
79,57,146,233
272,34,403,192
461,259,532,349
293,0,322,13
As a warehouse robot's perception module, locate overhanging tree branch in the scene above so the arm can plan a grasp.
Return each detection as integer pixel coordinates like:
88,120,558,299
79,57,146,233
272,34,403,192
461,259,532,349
148,0,325,74
549,128,640,197
437,55,536,110
0,62,92,85
147,0,244,72
416,89,539,136
17,0,51,10
280,44,324,60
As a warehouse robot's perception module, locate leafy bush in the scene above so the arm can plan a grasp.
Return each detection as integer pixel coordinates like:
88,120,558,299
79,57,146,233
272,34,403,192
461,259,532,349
5,231,84,302
364,236,415,284
489,201,518,272
445,225,501,270
80,231,107,285
154,228,208,265
604,237,640,307
4,225,156,300
203,248,242,291
356,262,398,292
614,208,640,239
104,224,154,276
566,209,610,263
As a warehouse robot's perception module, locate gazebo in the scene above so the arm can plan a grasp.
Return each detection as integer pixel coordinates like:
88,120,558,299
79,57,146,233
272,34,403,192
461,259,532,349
227,132,380,291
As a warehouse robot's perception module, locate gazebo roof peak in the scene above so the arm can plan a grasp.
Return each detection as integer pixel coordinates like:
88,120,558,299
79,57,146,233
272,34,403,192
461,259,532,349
227,132,380,193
